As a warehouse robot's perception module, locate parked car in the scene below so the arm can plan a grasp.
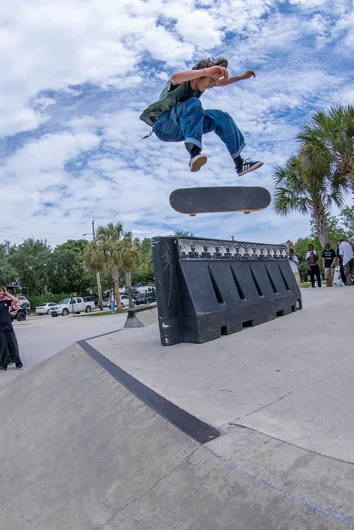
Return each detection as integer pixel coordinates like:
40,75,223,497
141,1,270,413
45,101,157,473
35,302,57,315
50,297,95,316
82,295,99,307
135,295,156,306
120,294,136,306
10,301,31,322
103,294,135,308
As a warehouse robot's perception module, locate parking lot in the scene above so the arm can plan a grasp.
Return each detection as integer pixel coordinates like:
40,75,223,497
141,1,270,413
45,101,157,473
0,312,127,386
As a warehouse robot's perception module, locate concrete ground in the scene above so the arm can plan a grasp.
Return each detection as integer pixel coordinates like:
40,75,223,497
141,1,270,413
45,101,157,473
0,312,127,385
0,286,353,529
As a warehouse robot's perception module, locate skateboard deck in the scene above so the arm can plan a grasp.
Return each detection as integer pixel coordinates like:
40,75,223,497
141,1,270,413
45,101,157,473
170,186,271,215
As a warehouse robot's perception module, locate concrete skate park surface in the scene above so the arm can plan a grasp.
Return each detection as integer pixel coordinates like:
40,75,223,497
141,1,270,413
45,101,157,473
1,288,353,529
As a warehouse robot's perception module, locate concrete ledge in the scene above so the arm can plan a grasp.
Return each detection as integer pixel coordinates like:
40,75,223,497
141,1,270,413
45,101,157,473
124,304,158,328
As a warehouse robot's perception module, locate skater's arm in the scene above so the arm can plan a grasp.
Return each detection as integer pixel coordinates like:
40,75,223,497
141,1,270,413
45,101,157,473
216,70,256,87
171,66,228,86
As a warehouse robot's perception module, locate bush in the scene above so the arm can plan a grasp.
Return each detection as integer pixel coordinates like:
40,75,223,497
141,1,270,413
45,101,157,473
28,293,73,310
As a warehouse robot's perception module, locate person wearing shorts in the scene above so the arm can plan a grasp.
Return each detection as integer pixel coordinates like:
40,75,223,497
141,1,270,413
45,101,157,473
322,243,336,287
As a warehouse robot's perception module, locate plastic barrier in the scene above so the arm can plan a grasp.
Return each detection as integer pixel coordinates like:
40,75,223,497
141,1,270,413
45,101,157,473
152,237,302,346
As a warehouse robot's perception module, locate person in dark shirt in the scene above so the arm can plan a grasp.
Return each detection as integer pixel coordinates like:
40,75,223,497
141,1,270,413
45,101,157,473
140,57,263,177
322,243,336,287
0,287,23,372
306,244,321,288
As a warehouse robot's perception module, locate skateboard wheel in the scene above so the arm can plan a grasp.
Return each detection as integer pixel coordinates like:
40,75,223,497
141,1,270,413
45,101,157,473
244,210,251,215
189,213,197,217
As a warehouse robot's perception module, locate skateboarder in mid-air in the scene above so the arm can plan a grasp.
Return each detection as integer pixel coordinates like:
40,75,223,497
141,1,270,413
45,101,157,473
140,57,263,176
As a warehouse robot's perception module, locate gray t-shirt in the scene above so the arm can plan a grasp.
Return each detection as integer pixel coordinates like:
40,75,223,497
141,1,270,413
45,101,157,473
140,78,203,127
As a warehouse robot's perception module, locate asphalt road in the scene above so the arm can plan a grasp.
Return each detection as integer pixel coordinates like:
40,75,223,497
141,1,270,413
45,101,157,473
0,312,127,386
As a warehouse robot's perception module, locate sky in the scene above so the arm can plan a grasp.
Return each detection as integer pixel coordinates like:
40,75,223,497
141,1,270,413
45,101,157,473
0,0,353,248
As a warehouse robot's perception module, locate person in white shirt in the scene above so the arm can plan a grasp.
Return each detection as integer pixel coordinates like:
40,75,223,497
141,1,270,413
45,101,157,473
288,248,301,288
306,244,321,288
338,239,354,286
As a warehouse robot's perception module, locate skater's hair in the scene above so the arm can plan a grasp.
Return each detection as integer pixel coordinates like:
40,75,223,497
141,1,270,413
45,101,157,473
192,57,228,71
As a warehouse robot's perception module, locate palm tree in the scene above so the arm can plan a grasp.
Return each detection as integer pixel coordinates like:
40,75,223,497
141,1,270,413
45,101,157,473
82,242,105,310
273,154,349,247
120,233,142,308
95,222,124,311
298,105,354,192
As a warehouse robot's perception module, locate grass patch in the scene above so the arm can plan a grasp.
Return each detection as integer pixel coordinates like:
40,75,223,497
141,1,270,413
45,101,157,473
300,281,323,288
77,308,130,317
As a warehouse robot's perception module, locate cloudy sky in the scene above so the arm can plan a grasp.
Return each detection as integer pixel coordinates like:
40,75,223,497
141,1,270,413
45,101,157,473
0,0,353,247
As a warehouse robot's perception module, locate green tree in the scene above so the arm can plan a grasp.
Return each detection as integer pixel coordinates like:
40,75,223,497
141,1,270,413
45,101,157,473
299,105,354,192
340,206,354,244
0,240,19,286
120,233,142,308
82,240,106,310
132,238,154,286
170,230,195,237
310,215,348,249
273,154,349,247
8,238,51,295
48,239,93,294
94,222,125,311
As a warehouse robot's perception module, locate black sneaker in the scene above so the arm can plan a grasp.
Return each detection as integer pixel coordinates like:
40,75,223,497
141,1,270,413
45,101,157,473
16,363,24,370
0,366,7,373
236,158,263,177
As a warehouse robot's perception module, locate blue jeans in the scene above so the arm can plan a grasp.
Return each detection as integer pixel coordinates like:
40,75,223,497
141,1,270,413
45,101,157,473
153,97,245,158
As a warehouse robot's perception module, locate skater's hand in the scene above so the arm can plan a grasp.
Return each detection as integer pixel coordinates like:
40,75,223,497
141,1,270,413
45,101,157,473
205,66,229,81
242,70,256,79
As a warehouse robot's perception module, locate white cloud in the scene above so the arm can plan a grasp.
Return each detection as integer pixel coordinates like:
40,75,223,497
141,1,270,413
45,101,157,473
0,0,352,247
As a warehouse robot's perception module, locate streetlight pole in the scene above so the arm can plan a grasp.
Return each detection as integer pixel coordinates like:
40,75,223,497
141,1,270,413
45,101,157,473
92,220,103,311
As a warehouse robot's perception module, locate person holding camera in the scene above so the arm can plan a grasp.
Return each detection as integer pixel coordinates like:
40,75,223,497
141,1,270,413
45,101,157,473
306,244,321,288
288,248,301,288
0,286,23,372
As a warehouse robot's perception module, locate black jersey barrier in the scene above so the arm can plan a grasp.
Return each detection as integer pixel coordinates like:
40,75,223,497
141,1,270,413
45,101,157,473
152,237,302,346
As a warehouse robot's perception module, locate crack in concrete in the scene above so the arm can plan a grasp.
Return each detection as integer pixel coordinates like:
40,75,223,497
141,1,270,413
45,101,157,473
226,423,354,466
96,499,114,511
230,349,354,424
95,447,199,530
204,444,354,526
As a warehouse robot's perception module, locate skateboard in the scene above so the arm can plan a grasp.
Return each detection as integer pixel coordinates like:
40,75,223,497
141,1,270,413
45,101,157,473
169,186,271,216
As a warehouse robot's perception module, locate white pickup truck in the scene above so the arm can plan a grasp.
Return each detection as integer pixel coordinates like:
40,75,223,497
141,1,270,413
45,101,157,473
50,297,95,316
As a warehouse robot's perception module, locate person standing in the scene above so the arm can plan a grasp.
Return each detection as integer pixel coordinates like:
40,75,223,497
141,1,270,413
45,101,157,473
306,244,321,288
336,240,347,285
338,239,354,286
0,287,23,372
322,243,336,287
110,292,116,314
288,248,301,288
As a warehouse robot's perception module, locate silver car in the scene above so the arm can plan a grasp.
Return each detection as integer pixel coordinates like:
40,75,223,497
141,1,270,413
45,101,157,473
35,303,57,315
